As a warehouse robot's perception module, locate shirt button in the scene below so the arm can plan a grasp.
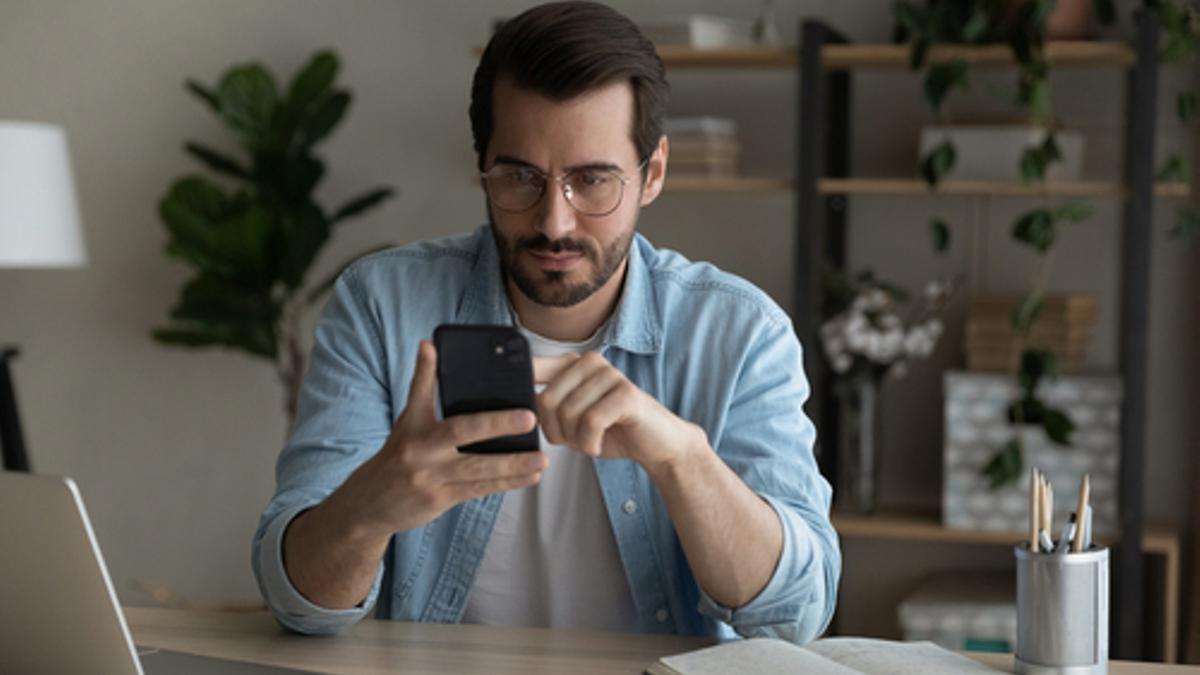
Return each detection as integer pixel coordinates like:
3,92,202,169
655,608,670,623
622,499,637,515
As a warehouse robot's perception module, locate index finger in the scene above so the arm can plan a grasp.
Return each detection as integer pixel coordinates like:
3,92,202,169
532,353,580,385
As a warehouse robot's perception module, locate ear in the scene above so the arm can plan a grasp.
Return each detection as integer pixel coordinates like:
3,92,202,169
639,135,669,206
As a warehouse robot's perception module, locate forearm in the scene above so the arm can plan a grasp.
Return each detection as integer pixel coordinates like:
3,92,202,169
282,465,393,610
645,425,783,609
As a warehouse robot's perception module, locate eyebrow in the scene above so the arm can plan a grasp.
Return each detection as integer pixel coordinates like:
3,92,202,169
492,155,624,174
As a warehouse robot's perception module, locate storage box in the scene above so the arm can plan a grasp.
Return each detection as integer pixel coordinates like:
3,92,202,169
665,116,741,177
899,572,1016,653
964,293,1098,374
942,371,1120,537
638,15,754,50
918,126,1085,181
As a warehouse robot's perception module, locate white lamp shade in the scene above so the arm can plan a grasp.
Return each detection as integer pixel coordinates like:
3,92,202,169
0,121,87,267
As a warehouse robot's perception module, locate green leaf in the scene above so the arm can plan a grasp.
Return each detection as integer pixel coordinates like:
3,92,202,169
923,60,969,113
1168,206,1200,242
159,177,235,276
910,38,930,70
332,187,395,224
982,439,1024,489
1042,406,1075,445
275,203,331,289
287,51,339,114
921,140,957,186
1093,0,1116,25
305,243,396,305
1012,209,1056,252
297,91,350,148
961,7,990,43
1054,201,1094,223
930,218,951,253
1178,91,1197,122
185,80,219,112
1018,349,1057,394
283,154,326,202
217,64,278,148
171,274,275,326
1157,154,1191,183
1019,146,1047,183
1011,293,1044,332
184,141,250,180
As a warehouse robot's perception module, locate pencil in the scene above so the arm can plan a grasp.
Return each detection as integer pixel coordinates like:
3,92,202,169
1043,479,1054,543
1030,467,1041,552
1072,474,1090,552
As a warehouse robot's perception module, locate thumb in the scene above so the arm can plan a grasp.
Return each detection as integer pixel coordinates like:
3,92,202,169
405,339,439,419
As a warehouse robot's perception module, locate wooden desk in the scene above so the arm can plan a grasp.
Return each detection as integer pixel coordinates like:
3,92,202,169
125,608,1200,674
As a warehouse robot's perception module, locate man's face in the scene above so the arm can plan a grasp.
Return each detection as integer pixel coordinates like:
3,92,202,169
483,79,653,308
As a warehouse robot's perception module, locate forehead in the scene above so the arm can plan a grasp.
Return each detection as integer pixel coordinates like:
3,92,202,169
487,78,639,167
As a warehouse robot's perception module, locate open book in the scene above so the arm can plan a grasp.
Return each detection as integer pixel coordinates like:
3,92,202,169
646,637,1005,675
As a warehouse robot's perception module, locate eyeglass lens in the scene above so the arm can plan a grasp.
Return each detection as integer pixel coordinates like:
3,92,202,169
484,166,628,216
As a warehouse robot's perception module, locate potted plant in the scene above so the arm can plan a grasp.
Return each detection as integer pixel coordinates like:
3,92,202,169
153,50,394,429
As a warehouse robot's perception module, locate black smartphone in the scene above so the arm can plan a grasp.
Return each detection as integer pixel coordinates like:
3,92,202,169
433,324,539,453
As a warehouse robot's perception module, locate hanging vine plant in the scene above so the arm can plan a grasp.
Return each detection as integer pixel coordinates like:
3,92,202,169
892,0,1198,487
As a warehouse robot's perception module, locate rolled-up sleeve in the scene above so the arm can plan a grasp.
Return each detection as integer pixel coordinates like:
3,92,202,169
250,267,396,634
697,315,841,643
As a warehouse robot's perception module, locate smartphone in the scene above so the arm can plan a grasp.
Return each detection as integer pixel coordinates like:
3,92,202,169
433,324,539,453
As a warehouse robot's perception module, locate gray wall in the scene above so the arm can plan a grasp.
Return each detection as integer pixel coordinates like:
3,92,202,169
1,0,1194,624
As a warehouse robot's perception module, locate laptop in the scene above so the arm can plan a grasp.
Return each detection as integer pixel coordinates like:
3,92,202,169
0,471,316,674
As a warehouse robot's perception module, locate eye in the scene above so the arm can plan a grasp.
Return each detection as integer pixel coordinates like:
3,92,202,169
576,171,611,189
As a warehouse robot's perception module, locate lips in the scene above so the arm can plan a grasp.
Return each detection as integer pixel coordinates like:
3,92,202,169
526,249,584,272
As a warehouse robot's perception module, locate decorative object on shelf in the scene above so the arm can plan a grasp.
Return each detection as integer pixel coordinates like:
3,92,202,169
751,0,782,47
821,271,956,513
918,125,1084,182
964,292,1096,374
943,371,1120,537
638,15,754,50
663,117,740,178
0,121,88,472
152,50,395,429
899,571,1016,653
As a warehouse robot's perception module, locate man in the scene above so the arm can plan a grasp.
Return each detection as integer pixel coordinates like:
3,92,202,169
252,1,839,643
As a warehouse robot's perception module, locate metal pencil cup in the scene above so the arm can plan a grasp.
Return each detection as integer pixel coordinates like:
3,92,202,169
1014,544,1109,675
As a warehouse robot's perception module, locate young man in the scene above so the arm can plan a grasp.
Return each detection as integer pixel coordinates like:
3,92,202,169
252,1,839,643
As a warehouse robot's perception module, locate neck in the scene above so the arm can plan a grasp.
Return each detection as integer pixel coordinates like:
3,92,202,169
507,259,628,342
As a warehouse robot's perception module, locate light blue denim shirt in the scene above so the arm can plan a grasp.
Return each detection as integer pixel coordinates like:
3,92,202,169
252,224,840,642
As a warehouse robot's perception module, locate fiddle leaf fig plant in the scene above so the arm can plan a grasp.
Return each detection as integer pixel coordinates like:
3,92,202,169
154,50,395,426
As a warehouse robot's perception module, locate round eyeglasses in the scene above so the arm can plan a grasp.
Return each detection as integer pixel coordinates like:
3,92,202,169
481,160,647,217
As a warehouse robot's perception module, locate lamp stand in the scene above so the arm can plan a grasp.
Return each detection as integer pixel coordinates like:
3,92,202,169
0,346,30,472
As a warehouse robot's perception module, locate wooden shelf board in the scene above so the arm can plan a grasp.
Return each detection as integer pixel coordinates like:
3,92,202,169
664,176,792,193
833,511,1178,555
821,41,1136,69
818,178,1190,199
656,46,795,68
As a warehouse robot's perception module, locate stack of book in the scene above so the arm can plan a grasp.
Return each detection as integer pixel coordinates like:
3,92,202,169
664,116,741,177
965,293,1097,374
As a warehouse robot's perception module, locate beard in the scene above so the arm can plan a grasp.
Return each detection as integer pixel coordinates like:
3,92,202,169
491,221,634,308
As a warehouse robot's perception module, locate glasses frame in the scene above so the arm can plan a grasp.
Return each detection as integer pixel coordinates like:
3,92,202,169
480,159,649,217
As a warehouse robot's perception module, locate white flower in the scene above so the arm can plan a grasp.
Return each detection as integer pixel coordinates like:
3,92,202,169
833,353,852,373
889,361,909,379
879,313,902,331
865,289,889,311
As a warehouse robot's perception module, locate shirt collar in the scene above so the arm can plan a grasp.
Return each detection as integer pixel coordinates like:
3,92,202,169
459,225,661,355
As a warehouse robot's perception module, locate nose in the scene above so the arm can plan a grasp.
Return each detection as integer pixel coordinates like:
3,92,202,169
534,179,577,241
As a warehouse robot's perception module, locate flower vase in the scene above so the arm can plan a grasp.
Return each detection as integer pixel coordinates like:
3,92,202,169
838,377,882,514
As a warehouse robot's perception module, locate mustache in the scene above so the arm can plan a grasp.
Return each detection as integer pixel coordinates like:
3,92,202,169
516,234,594,257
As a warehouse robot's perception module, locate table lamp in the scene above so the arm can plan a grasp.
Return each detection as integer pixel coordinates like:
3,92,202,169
0,121,87,471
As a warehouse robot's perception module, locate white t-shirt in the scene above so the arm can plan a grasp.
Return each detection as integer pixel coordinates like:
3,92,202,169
460,323,638,631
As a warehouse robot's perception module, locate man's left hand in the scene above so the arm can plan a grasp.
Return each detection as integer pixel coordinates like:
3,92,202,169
533,352,704,472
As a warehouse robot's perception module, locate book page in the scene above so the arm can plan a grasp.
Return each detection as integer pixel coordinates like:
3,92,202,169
805,637,1004,675
650,638,861,675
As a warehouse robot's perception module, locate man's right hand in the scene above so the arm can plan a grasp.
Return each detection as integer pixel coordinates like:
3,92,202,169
341,338,548,538
282,339,546,609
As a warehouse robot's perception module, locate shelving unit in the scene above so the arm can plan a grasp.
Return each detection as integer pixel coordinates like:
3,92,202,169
652,23,1178,661
796,15,1169,660
833,513,1181,662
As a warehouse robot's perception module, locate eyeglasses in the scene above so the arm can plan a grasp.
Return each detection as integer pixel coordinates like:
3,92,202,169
481,160,647,217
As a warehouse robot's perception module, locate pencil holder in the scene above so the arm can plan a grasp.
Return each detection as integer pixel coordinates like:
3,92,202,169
1014,544,1109,675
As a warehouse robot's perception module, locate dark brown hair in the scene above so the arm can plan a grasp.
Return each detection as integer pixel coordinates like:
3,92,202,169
469,1,669,172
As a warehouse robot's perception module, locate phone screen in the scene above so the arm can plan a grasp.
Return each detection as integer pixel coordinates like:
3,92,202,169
433,324,539,453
